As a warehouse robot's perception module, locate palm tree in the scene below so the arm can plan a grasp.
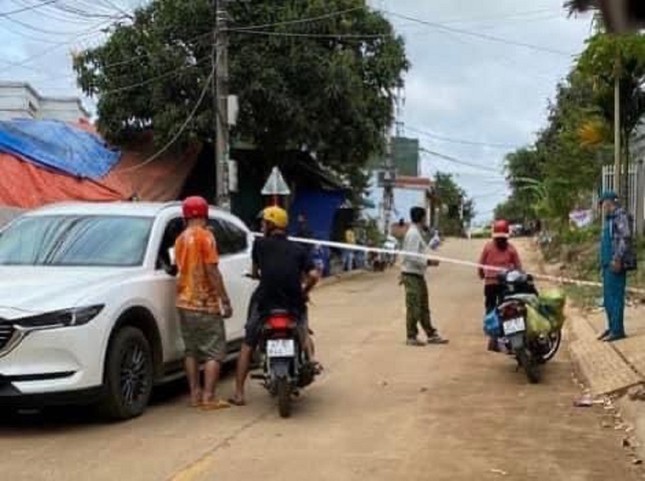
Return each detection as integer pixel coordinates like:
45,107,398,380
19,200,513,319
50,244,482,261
566,0,597,13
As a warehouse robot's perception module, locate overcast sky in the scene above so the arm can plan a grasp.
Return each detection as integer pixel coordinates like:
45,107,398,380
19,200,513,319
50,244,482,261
0,0,593,222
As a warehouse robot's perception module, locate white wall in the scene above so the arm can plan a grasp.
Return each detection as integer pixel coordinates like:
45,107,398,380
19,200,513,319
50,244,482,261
0,83,88,122
365,171,427,226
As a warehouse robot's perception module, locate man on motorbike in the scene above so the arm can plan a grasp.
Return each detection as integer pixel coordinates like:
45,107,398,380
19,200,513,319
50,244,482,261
478,219,523,313
229,206,320,406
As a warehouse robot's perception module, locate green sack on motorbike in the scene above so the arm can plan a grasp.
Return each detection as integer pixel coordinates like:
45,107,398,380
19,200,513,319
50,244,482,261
526,304,552,339
537,289,567,331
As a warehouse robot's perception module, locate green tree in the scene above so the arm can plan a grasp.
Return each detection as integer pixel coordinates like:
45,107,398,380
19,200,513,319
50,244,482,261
73,0,409,186
434,172,474,235
576,32,645,201
497,71,605,225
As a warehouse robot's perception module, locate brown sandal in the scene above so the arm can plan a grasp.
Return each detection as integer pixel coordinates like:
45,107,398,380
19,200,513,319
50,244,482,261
200,399,231,411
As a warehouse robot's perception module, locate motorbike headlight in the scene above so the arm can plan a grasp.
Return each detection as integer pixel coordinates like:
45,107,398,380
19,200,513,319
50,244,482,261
15,305,104,329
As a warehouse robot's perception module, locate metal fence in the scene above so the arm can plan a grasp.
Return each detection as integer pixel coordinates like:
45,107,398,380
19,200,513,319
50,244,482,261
601,162,645,235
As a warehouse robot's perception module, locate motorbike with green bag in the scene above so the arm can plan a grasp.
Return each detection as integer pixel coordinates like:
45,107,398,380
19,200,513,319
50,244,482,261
483,270,566,383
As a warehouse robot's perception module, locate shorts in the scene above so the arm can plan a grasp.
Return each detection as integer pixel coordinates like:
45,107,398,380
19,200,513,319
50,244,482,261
178,308,226,362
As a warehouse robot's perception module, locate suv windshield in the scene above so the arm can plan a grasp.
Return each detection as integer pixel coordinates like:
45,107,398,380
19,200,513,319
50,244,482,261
0,215,153,267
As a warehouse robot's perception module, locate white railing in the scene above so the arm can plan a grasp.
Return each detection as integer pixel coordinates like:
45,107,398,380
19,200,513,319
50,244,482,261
601,161,645,235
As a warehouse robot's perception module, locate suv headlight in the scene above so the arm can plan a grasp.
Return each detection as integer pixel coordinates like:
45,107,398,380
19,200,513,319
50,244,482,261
15,305,104,329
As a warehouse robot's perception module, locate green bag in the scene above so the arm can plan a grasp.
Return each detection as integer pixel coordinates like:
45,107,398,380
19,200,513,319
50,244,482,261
526,304,552,339
537,289,566,331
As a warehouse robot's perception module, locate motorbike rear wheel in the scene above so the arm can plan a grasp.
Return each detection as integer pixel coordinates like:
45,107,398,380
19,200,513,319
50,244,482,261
277,377,292,418
517,349,541,384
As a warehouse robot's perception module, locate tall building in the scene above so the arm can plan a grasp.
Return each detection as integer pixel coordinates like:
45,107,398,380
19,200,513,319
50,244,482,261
0,81,89,123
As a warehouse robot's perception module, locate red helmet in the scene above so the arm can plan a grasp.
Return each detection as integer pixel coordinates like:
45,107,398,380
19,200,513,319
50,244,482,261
492,219,510,238
182,196,209,220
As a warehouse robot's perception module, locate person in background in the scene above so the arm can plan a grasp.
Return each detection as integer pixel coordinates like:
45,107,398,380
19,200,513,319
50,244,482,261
478,219,522,314
296,213,313,240
343,224,357,271
175,196,233,410
401,206,448,346
598,191,633,342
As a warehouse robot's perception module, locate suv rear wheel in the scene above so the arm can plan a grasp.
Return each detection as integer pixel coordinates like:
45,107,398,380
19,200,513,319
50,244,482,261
99,326,154,420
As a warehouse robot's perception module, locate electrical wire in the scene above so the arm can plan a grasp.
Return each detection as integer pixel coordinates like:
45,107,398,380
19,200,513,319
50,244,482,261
406,126,519,149
114,61,217,174
383,9,574,57
0,0,58,17
227,29,389,39
229,6,364,31
0,18,111,73
420,147,502,175
96,56,209,96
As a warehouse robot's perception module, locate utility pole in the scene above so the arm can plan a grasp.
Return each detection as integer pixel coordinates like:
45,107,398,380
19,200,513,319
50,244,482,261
382,131,394,236
213,0,230,209
614,61,622,197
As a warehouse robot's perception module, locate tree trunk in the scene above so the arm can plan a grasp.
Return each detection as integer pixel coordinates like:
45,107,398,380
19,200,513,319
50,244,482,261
622,131,630,209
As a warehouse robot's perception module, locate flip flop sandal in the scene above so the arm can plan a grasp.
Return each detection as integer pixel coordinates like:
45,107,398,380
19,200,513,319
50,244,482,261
200,399,231,411
312,362,323,375
227,397,246,407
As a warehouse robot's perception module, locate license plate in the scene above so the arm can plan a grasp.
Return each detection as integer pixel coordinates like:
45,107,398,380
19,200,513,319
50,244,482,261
267,339,295,358
503,317,526,335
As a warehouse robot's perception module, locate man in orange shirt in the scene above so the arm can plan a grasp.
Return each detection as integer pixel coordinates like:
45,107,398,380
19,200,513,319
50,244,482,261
478,219,523,313
175,196,233,410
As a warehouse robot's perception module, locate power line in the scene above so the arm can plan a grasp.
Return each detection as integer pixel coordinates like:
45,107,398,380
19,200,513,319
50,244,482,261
406,126,519,149
420,147,502,175
227,29,389,39
97,56,210,96
383,9,574,57
229,6,364,31
0,0,58,17
116,61,217,174
0,19,110,73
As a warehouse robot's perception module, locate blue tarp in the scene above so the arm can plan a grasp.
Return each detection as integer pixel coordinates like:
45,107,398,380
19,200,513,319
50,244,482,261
289,190,346,277
289,189,346,241
0,119,121,179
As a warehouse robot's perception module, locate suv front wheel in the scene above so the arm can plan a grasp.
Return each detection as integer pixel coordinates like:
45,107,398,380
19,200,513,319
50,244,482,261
99,326,154,420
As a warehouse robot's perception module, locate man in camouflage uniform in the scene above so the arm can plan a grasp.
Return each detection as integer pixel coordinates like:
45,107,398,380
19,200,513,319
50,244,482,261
400,207,448,346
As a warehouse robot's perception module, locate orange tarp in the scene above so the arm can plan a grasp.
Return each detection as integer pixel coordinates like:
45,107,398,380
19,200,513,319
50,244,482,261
0,120,200,209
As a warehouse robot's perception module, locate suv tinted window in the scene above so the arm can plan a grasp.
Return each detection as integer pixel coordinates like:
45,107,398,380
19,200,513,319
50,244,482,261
208,219,248,255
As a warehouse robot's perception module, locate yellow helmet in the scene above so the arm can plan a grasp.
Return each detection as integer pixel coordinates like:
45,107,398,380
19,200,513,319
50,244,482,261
262,206,289,229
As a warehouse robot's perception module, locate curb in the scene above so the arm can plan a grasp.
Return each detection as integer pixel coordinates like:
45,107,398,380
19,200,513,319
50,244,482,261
617,396,645,461
567,309,642,397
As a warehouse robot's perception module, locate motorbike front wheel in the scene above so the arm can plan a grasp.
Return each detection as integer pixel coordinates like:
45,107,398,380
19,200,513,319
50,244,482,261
277,377,292,418
539,330,562,363
517,349,541,384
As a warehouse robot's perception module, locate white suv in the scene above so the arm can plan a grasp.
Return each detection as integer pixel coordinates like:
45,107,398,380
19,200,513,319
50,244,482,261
0,202,255,419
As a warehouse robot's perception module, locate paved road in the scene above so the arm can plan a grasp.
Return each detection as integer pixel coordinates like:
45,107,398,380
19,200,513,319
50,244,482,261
1,240,640,481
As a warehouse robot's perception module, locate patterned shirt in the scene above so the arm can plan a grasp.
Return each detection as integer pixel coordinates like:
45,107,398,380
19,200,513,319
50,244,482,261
602,207,632,267
174,225,221,313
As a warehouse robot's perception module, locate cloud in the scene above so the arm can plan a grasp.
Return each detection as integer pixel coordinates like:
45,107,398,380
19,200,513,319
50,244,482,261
1,0,592,222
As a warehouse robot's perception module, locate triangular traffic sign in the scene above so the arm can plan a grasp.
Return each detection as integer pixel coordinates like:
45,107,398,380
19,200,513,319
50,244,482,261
261,166,291,195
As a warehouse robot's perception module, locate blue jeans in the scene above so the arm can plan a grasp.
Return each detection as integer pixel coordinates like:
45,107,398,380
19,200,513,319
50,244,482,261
603,268,627,337
342,250,354,271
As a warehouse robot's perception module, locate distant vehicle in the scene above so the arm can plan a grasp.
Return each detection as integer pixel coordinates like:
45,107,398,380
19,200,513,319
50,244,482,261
0,202,255,419
510,224,524,237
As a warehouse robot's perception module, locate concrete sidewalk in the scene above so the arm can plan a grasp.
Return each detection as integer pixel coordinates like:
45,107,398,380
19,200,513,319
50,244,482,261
568,305,645,460
567,307,643,396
